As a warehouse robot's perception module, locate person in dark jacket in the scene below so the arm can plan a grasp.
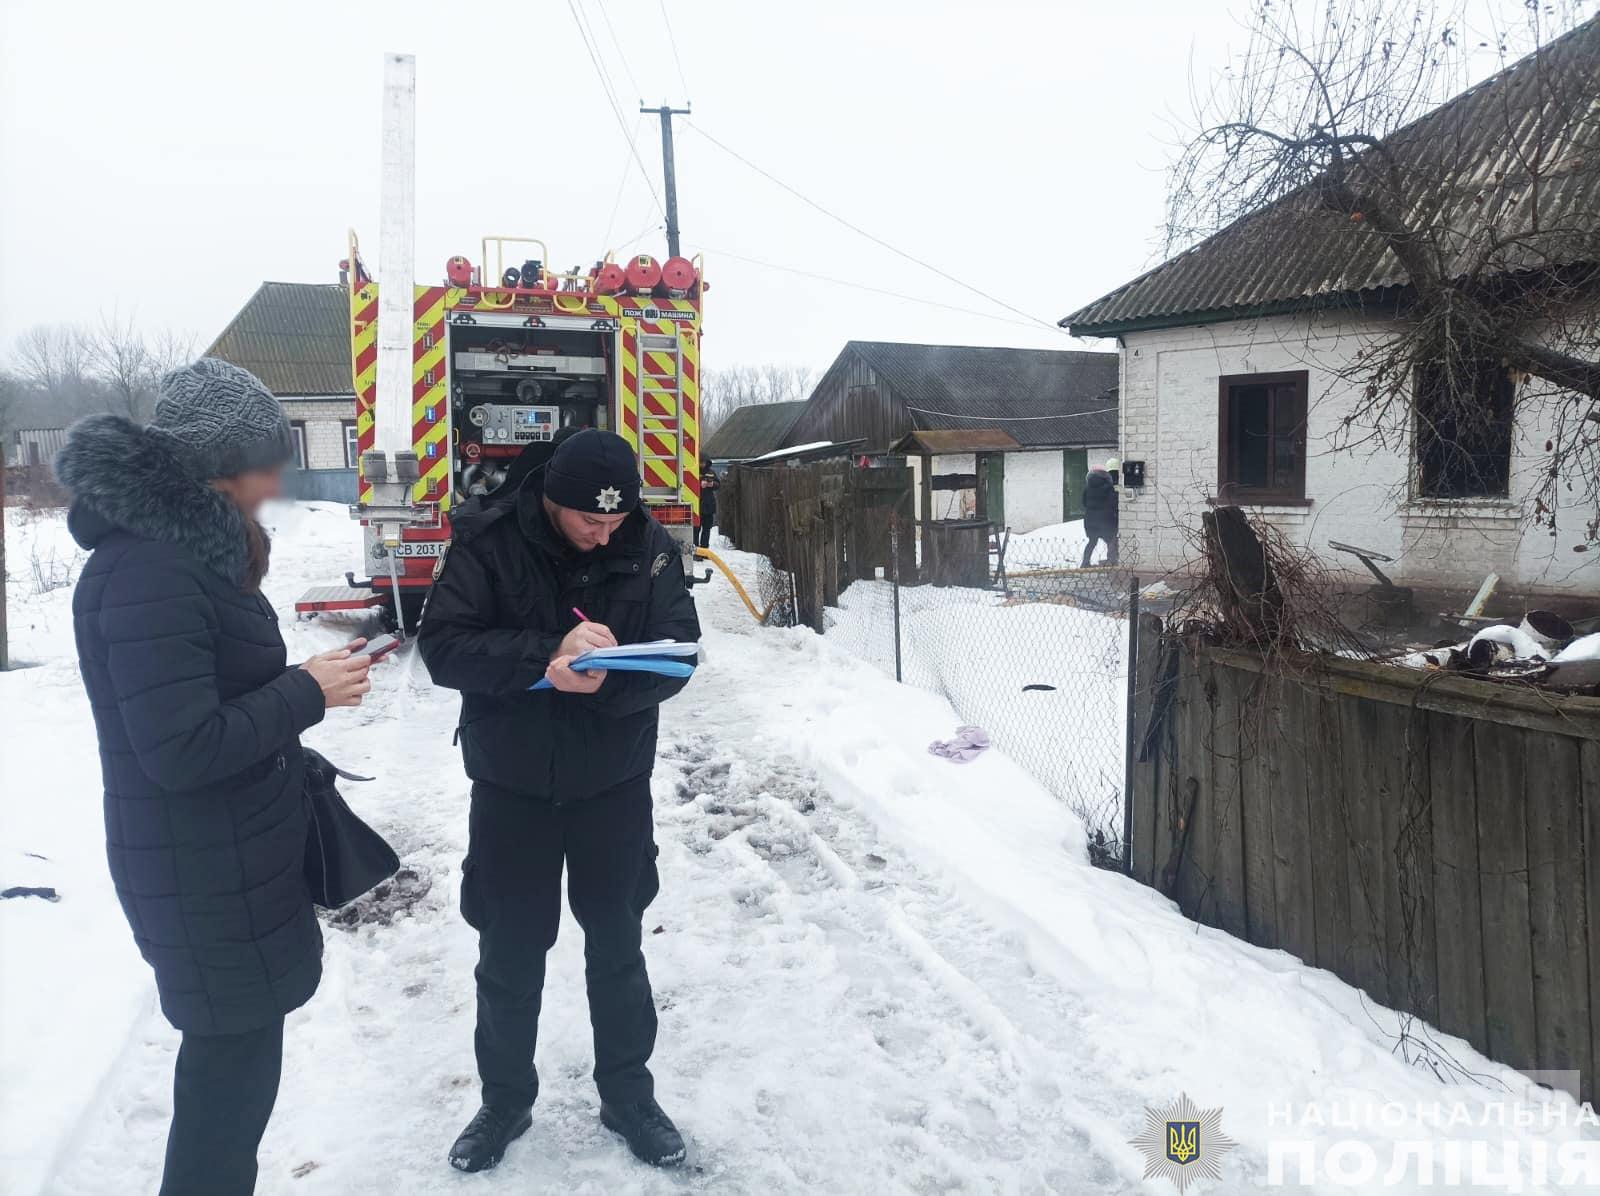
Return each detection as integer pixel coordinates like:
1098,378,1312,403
696,455,717,549
56,359,373,1196
418,429,701,1173
1080,458,1120,567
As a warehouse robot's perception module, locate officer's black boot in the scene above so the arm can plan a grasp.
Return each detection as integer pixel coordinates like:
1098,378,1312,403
448,1104,533,1172
600,1097,686,1167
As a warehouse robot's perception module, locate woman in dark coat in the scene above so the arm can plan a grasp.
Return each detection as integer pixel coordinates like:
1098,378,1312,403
1080,459,1120,567
56,358,373,1196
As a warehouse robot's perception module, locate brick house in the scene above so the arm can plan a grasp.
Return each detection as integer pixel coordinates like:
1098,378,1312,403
1063,21,1600,600
207,282,358,502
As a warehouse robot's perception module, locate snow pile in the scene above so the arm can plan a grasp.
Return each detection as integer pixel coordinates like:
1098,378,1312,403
828,574,1128,845
1006,518,1100,568
5,507,1597,1193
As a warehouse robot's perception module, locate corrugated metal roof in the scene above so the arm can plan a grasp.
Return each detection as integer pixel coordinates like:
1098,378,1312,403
848,341,1119,447
1064,15,1600,335
704,400,808,460
206,282,353,396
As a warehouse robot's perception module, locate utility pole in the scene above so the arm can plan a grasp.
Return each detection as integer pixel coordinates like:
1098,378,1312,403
641,104,691,257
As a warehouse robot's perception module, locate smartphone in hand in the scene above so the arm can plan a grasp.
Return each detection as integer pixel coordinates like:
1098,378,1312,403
355,633,402,662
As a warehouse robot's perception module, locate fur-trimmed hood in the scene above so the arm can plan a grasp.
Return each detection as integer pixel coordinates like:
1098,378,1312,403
56,413,254,588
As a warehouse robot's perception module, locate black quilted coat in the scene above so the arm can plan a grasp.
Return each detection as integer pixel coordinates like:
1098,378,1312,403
57,415,328,1035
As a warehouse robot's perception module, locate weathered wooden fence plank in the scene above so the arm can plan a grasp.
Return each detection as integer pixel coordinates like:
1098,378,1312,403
1473,719,1539,1071
1387,704,1438,1024
1237,673,1278,949
1429,710,1488,1056
1528,734,1591,1085
1129,613,1166,887
1204,660,1248,939
1306,683,1354,977
1269,678,1316,963
1339,694,1393,1005
1174,649,1212,919
1583,739,1600,1109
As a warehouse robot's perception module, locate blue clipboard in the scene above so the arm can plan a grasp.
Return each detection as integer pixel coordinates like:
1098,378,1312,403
530,655,696,691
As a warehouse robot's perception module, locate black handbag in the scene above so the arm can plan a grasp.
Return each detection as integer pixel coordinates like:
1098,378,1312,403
302,747,400,909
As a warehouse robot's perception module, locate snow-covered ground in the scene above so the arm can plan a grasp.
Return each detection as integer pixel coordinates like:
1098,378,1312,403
4,503,1597,1194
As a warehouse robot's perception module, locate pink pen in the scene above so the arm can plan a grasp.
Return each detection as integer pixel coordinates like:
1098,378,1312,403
572,606,591,623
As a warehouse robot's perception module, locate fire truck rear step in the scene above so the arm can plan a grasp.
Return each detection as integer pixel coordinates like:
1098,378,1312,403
295,586,389,615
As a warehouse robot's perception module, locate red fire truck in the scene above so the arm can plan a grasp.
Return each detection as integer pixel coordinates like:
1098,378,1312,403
294,52,706,632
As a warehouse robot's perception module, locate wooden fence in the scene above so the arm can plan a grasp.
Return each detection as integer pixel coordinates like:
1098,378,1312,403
1129,613,1600,1103
719,460,913,629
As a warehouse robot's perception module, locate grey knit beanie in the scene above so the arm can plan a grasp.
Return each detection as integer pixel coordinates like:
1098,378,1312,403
150,357,294,479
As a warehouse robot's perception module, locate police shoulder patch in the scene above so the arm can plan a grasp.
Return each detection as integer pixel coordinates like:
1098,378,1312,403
650,551,671,578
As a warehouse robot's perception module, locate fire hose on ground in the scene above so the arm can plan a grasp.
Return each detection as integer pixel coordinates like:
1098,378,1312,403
693,547,778,624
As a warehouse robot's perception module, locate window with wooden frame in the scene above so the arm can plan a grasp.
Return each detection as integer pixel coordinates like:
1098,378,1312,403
1414,359,1514,499
343,420,361,469
288,421,308,470
1216,370,1308,504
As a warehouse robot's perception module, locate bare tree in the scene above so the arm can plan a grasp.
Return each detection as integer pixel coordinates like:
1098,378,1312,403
86,313,195,421
14,325,93,396
700,363,817,440
1169,0,1600,543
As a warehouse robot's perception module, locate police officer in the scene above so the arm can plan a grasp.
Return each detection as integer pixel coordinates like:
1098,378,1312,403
418,429,701,1172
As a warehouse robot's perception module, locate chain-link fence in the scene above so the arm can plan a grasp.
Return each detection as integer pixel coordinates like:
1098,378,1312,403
822,522,1138,869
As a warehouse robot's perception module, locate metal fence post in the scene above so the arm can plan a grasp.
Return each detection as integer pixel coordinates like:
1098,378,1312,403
1123,573,1140,875
890,514,903,683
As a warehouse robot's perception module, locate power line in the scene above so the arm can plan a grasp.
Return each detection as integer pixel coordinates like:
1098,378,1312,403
684,119,1062,333
658,0,691,100
602,115,646,247
567,0,664,215
592,0,643,101
902,404,1117,422
701,246,1044,330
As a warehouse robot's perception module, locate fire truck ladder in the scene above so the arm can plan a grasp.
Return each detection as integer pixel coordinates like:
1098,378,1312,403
638,332,684,499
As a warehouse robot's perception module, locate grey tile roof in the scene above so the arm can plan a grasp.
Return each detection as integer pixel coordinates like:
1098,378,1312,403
850,341,1119,447
1064,15,1600,335
206,282,353,396
704,400,808,460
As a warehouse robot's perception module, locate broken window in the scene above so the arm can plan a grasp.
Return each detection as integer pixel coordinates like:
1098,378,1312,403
1415,359,1514,499
1216,371,1308,503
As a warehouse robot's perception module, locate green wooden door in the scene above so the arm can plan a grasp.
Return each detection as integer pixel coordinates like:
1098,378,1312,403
1063,449,1089,520
978,452,1005,526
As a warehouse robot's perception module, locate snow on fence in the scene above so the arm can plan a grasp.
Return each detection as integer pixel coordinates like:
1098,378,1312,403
1129,612,1600,1105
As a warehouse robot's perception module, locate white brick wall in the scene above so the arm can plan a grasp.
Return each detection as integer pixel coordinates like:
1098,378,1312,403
1001,449,1062,532
280,398,355,471
1117,313,1597,595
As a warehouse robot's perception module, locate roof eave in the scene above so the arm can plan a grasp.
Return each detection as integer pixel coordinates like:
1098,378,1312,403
1066,287,1412,339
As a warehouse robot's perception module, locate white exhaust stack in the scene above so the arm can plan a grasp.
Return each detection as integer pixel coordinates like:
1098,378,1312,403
362,51,423,635
374,51,417,464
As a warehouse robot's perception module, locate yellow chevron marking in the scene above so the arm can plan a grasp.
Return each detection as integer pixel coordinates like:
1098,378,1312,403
413,287,448,332
416,453,452,506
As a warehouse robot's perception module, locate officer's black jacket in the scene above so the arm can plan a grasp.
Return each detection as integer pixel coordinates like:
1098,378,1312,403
418,472,702,801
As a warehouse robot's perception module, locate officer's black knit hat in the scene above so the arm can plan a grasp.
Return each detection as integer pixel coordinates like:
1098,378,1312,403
544,428,641,514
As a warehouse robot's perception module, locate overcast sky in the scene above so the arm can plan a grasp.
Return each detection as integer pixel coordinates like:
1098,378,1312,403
0,0,1528,374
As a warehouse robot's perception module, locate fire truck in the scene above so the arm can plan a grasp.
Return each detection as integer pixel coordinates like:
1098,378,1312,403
293,56,705,632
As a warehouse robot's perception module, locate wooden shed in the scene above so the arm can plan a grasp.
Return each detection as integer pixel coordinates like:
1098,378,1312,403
784,341,1118,532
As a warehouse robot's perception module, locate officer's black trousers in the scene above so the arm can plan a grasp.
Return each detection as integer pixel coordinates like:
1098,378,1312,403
463,778,661,1111
160,1016,284,1196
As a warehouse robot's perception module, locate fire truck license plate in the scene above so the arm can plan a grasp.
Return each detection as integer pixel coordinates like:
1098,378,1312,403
392,542,448,558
